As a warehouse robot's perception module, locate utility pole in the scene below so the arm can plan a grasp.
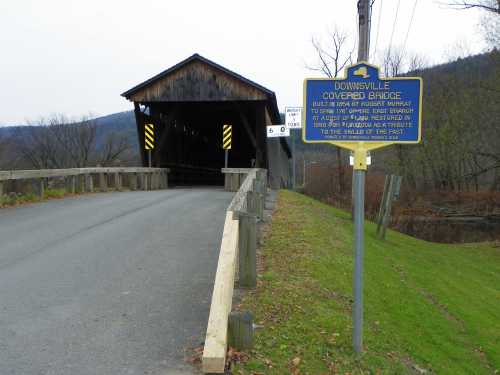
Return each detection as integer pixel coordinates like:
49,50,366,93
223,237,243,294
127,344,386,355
353,0,371,355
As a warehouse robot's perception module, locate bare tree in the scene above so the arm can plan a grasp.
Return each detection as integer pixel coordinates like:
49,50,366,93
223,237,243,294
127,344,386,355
306,26,355,194
480,9,500,48
13,114,132,169
307,27,354,78
443,0,500,13
98,132,132,166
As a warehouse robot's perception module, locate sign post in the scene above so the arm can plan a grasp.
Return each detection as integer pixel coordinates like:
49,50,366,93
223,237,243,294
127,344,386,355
285,107,302,189
302,0,422,355
145,123,155,168
223,124,232,168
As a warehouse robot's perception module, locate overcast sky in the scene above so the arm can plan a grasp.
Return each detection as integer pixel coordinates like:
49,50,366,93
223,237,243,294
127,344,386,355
0,0,487,125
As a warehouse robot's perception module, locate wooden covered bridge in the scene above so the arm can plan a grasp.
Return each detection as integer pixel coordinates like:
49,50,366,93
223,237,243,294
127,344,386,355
121,54,291,188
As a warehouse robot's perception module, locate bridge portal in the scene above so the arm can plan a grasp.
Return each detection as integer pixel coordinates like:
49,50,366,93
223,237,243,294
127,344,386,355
122,54,291,187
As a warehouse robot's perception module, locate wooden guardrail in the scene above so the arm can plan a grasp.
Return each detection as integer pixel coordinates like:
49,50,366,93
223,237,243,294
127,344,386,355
222,168,253,192
203,168,267,373
0,167,169,199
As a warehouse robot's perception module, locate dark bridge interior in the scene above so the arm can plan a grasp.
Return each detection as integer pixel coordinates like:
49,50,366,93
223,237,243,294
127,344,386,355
122,54,291,187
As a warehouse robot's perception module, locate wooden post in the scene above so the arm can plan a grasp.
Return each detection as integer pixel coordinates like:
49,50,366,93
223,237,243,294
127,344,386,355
32,178,44,199
99,173,108,192
228,311,254,350
85,174,93,193
77,175,85,193
129,173,138,191
114,173,121,191
246,191,257,216
230,173,239,192
379,175,396,240
376,175,391,235
0,181,3,198
251,180,264,221
153,172,159,190
69,175,76,194
162,171,168,189
238,212,257,288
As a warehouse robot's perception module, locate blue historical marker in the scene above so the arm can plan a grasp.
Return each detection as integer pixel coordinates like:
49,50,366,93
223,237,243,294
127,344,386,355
303,62,422,145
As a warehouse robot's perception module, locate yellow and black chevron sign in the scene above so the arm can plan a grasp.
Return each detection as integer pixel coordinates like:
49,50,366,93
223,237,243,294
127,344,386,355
222,124,232,150
145,123,154,150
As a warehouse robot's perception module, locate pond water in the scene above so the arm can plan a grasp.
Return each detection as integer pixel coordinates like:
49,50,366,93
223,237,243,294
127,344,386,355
395,216,500,243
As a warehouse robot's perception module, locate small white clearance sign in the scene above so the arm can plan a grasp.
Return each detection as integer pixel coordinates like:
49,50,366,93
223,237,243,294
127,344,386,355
267,125,289,138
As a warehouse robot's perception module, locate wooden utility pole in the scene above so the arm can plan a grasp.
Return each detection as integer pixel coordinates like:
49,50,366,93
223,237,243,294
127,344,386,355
353,0,371,355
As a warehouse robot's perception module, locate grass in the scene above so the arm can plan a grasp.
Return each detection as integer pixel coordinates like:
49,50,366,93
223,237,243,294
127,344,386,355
0,188,68,207
234,190,500,375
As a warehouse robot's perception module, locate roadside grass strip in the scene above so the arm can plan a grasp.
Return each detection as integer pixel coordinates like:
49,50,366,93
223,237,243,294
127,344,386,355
235,190,499,374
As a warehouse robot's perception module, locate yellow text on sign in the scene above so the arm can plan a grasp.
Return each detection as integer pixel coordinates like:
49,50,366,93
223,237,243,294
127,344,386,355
223,124,232,150
145,124,154,150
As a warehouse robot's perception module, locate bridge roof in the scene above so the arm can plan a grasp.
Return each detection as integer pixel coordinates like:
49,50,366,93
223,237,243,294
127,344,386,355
121,53,281,123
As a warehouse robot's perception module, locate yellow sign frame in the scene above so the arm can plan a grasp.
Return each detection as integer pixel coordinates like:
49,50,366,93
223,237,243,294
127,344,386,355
302,61,423,170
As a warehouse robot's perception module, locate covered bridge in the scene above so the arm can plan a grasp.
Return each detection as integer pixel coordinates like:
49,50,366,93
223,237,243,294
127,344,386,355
121,54,291,188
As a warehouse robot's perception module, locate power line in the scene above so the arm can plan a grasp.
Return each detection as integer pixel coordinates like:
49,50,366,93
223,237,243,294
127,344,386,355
401,0,418,58
387,0,401,56
373,0,384,58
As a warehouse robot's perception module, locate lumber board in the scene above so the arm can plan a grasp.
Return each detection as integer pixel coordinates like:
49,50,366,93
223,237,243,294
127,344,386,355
202,210,239,373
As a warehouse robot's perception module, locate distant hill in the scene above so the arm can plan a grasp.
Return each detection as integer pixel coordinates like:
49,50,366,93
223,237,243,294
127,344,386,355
0,110,139,152
92,111,139,152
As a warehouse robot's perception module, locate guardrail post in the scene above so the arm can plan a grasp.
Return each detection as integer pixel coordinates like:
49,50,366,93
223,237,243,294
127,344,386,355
66,176,76,194
237,211,258,288
160,171,167,189
99,173,108,192
246,191,257,216
113,173,121,191
129,173,138,191
230,173,239,192
32,178,44,199
228,311,254,350
252,179,264,220
138,173,146,190
153,172,159,190
224,173,231,191
85,174,93,193
75,175,85,193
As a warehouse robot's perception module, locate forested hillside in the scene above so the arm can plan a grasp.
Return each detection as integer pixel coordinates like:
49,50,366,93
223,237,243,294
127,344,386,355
1,50,498,192
0,111,139,169
298,50,500,194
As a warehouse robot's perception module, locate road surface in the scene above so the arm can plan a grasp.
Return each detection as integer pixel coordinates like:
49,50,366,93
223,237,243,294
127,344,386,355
0,188,233,375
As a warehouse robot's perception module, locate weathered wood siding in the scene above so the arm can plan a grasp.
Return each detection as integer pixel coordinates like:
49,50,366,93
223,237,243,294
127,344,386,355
129,60,267,103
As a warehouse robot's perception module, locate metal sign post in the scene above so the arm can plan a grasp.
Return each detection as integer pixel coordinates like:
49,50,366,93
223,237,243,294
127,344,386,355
145,123,155,168
223,124,232,168
302,0,422,355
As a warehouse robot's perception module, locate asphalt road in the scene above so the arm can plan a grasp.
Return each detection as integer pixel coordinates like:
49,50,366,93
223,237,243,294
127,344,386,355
0,188,233,375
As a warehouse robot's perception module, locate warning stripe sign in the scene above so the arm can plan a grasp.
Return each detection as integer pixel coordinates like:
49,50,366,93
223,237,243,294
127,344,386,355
223,124,231,150
145,124,154,150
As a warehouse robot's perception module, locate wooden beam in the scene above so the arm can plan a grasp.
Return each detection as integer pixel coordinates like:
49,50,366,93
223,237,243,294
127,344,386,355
134,102,146,166
238,111,257,149
202,210,239,373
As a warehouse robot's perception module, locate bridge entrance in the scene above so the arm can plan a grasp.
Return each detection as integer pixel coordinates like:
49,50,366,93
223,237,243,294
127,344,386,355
122,54,290,187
